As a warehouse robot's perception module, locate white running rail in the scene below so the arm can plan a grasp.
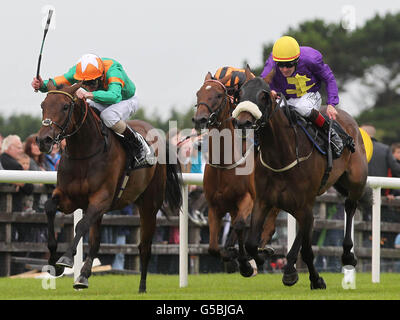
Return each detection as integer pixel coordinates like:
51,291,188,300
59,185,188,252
1,170,399,285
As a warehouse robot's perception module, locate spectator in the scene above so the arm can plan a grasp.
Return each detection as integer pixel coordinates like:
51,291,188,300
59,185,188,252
360,125,400,179
360,125,400,271
0,135,33,213
386,142,400,200
44,143,61,171
24,134,47,171
24,134,51,213
16,152,37,214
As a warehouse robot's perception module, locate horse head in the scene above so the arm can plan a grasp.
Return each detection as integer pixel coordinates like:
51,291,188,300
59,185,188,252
192,72,233,132
233,67,274,131
37,81,83,153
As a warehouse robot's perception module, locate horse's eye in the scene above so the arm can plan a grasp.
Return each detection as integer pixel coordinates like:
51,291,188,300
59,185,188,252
63,104,69,111
217,94,223,99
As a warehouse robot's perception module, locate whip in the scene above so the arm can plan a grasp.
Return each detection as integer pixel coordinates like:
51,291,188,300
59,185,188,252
35,9,53,92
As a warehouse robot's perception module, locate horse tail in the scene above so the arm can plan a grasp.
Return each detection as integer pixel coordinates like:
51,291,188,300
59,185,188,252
162,143,183,216
358,185,373,213
333,183,373,213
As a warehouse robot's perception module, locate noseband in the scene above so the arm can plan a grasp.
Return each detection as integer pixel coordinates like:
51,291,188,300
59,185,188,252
42,90,89,144
195,80,232,127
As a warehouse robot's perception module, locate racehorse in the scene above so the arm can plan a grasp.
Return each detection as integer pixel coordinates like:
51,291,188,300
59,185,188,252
233,68,371,289
193,72,278,276
36,81,182,293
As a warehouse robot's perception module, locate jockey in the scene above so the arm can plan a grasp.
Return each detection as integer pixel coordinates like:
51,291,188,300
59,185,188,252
260,36,343,155
214,66,246,98
31,53,155,169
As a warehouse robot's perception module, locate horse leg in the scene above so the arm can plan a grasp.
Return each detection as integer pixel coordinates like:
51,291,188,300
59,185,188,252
221,228,239,273
56,205,104,269
245,199,270,266
282,229,302,286
207,206,223,258
342,199,358,266
259,208,280,259
298,209,326,290
137,206,157,294
73,216,103,289
44,196,64,276
231,193,258,278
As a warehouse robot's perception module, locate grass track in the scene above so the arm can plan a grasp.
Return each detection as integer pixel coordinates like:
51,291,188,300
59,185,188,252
1,272,400,300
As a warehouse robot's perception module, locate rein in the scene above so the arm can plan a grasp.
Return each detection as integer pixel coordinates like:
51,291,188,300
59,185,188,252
255,92,314,172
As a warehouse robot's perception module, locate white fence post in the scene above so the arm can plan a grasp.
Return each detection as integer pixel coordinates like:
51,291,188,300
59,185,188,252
179,184,189,288
73,209,83,282
372,187,381,283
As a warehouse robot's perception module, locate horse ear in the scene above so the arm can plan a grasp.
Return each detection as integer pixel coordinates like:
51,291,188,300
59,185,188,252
204,72,213,82
263,69,275,84
66,82,83,95
245,65,255,81
46,79,56,91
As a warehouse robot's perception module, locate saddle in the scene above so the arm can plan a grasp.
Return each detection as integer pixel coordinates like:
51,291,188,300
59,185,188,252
91,107,155,171
283,105,355,159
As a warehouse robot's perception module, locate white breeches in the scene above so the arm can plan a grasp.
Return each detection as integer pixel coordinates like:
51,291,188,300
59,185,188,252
87,94,139,128
286,92,322,117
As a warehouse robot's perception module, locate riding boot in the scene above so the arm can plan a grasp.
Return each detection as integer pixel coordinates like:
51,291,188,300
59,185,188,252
308,108,344,157
120,125,156,169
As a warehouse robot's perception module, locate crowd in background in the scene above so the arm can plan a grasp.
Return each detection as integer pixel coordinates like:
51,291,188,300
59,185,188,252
1,123,400,274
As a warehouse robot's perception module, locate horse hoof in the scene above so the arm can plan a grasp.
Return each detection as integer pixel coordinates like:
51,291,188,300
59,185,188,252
224,260,239,273
310,277,326,290
258,246,275,258
282,271,299,286
73,276,89,290
45,264,65,277
239,259,257,278
56,256,73,268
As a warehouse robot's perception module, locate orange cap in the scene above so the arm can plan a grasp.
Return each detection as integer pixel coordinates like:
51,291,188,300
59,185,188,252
74,54,104,80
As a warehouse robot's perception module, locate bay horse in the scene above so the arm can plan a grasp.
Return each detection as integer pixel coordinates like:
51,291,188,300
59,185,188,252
36,81,182,293
192,72,278,276
233,69,371,289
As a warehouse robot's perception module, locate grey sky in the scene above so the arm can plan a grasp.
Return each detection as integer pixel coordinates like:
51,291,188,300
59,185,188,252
0,0,398,121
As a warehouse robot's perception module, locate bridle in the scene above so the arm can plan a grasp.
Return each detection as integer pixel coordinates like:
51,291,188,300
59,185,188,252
41,90,89,144
250,90,287,131
195,79,233,128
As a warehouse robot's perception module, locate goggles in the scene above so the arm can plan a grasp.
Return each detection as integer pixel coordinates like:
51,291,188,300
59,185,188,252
82,78,101,88
276,61,297,68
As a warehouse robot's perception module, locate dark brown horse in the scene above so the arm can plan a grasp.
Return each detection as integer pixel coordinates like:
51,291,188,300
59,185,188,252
193,72,278,276
36,81,182,293
233,69,371,289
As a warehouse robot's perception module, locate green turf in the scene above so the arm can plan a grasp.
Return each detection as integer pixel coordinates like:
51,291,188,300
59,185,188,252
1,272,400,300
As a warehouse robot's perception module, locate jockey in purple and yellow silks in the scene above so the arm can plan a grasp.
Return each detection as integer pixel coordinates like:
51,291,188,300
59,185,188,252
31,54,155,169
260,36,343,154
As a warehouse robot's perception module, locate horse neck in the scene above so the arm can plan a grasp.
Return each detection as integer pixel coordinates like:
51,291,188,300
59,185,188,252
208,102,245,166
259,106,298,164
65,103,105,157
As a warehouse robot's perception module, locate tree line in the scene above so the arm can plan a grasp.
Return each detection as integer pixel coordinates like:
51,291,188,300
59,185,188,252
2,11,399,143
